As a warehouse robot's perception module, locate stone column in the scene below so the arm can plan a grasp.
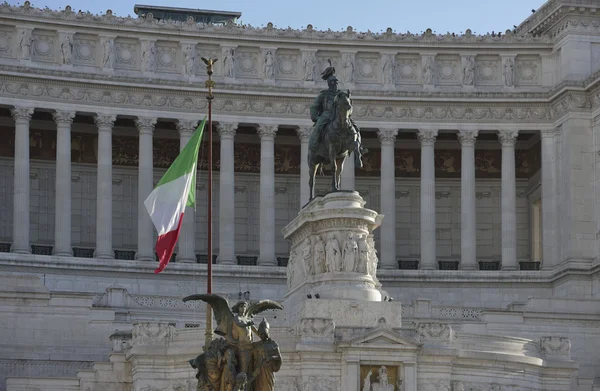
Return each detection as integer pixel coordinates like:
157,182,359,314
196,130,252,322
340,152,355,191
53,110,76,256
418,128,438,270
296,126,312,208
94,114,116,259
257,124,278,266
498,129,519,270
135,117,157,261
176,120,198,263
378,128,398,269
541,128,558,269
218,122,237,264
458,128,478,270
11,106,34,254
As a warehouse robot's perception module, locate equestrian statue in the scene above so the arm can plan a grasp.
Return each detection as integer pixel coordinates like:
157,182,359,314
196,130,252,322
308,59,367,200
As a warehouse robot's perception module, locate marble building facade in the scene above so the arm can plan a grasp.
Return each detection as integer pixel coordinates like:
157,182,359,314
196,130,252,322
0,0,599,390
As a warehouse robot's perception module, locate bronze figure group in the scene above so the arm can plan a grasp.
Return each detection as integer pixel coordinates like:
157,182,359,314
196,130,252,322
184,294,283,391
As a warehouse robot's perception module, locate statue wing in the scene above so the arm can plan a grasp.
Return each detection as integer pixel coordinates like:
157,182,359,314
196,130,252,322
182,293,233,336
246,300,284,318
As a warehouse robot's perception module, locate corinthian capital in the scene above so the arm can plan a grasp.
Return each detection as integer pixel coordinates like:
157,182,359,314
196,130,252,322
11,106,34,122
53,110,76,126
417,128,438,146
296,126,312,142
257,124,278,140
135,117,157,135
218,122,237,139
377,128,398,145
177,119,199,138
497,129,519,147
457,129,478,147
94,114,116,130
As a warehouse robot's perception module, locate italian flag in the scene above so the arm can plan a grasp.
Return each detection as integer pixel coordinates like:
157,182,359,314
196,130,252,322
144,118,205,274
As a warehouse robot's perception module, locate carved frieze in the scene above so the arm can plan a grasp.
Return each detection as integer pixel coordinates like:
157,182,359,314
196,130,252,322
416,322,454,345
131,322,175,346
539,336,571,358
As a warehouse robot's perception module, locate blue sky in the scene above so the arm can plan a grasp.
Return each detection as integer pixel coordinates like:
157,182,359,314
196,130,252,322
11,0,545,34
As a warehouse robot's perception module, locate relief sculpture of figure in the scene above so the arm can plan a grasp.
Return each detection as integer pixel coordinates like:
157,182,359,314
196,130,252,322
286,249,296,289
423,56,433,85
371,366,394,391
101,38,113,68
342,53,354,84
18,29,32,60
224,48,235,78
302,238,313,275
183,45,196,76
303,53,316,81
313,235,326,274
307,60,368,199
462,55,475,86
182,293,283,391
503,57,514,86
60,34,73,65
357,234,369,273
251,319,282,391
382,54,394,85
325,233,341,273
342,232,358,272
367,236,379,280
264,50,275,80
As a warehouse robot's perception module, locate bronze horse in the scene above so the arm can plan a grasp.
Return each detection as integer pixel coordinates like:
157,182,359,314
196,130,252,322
308,90,359,200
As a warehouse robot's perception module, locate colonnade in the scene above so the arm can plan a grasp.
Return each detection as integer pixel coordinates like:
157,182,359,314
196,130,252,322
8,106,553,269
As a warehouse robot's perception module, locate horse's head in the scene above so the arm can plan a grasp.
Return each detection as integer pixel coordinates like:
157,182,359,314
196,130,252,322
333,89,353,118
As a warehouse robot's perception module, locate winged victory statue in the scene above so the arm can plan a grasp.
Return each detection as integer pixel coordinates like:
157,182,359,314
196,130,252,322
183,293,284,391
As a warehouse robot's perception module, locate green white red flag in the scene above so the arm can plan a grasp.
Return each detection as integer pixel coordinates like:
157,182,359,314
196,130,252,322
144,118,205,273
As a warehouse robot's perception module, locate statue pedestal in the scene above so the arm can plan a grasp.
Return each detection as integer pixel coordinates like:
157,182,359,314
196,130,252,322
282,191,386,322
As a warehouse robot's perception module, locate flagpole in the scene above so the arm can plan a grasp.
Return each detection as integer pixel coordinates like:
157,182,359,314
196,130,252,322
204,58,216,348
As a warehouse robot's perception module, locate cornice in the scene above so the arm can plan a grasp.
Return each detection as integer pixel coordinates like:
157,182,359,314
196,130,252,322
0,74,556,124
0,2,552,47
515,0,600,37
